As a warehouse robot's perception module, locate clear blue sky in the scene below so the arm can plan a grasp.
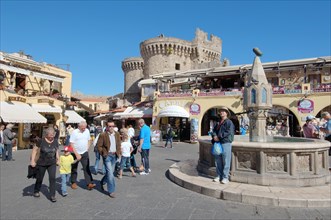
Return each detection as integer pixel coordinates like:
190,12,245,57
1,1,330,96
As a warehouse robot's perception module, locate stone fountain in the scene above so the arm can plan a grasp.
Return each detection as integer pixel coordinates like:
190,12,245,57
197,49,330,187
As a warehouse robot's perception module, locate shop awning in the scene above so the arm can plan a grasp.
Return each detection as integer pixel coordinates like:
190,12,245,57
157,105,189,118
65,110,86,124
30,104,63,113
114,106,153,119
0,101,47,123
0,63,64,83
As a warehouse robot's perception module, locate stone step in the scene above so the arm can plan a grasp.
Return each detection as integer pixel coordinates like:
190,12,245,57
168,161,331,208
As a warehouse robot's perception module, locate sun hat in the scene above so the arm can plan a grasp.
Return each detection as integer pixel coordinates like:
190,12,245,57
218,107,231,116
306,115,315,121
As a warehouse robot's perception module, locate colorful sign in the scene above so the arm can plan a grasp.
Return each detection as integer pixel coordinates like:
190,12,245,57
190,103,201,115
190,118,199,143
298,99,314,113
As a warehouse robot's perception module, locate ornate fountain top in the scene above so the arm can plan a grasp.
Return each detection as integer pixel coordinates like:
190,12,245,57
253,48,263,57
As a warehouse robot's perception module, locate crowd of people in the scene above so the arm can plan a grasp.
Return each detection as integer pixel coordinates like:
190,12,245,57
1,109,330,203
28,118,151,202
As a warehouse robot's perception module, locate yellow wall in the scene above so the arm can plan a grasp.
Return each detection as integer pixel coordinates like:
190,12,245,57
153,92,331,138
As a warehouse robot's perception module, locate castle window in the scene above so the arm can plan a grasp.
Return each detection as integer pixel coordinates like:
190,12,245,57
175,63,180,70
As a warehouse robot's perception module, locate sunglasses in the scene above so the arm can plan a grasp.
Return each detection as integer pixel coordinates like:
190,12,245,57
108,125,115,127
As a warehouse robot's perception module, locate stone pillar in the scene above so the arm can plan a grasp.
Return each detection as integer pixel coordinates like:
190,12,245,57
290,152,296,176
313,151,319,175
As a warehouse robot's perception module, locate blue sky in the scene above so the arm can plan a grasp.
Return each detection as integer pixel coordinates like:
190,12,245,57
1,0,330,96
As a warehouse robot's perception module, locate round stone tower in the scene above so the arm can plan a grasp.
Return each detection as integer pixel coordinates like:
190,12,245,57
140,28,222,79
122,57,144,103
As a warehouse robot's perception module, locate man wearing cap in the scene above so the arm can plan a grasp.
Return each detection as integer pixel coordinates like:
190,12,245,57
302,115,319,139
212,107,235,184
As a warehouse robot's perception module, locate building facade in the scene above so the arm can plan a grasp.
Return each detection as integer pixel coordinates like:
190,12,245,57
0,51,83,149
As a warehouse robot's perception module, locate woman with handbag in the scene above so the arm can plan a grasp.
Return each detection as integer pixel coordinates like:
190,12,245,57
212,107,235,184
30,127,59,202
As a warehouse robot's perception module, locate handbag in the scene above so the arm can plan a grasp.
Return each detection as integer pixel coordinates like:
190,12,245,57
211,142,223,156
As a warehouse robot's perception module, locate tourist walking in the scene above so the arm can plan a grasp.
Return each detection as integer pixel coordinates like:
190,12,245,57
65,124,74,145
2,123,16,161
212,107,235,184
320,112,331,156
93,133,106,175
0,124,4,158
164,124,174,148
96,120,121,198
70,121,96,190
302,115,319,139
320,112,331,142
118,130,136,178
30,127,59,202
128,124,135,139
53,125,60,143
59,146,77,197
137,119,151,175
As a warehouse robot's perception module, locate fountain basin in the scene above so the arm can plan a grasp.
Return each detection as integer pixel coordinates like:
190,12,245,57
198,136,330,187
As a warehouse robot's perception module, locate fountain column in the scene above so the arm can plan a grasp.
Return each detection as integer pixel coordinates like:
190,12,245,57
243,48,273,142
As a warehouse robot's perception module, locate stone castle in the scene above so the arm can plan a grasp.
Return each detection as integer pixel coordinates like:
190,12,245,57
122,28,223,103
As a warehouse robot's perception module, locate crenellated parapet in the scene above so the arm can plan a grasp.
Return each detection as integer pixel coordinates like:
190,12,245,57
121,57,144,72
140,37,199,58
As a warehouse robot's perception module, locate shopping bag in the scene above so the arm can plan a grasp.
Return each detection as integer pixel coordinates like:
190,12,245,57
211,142,223,156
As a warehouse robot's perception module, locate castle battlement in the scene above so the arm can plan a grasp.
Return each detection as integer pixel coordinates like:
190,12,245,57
122,29,223,103
122,57,144,72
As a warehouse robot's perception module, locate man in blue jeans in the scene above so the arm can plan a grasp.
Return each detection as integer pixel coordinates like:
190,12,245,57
212,107,235,184
96,120,121,198
137,119,151,175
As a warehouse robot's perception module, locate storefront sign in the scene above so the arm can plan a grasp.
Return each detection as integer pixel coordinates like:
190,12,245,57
298,99,314,113
190,103,201,115
38,99,54,105
8,96,26,103
158,100,185,109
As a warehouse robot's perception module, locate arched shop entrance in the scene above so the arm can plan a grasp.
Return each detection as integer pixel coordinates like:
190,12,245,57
157,105,190,142
266,106,299,137
201,107,237,136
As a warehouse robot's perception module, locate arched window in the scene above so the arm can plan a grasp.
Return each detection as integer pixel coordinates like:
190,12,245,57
262,87,267,104
251,89,256,104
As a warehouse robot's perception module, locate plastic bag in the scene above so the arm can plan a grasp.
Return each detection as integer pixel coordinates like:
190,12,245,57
211,142,223,156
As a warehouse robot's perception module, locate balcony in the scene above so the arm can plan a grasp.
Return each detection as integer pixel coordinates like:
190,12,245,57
156,83,331,99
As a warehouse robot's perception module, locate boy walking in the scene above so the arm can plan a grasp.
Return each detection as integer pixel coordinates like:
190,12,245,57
59,146,76,196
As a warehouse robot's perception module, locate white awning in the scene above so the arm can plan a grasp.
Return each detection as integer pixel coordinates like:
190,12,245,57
138,79,157,88
65,110,86,124
0,63,64,83
30,104,63,113
157,105,189,118
114,106,153,119
0,64,30,75
0,101,47,123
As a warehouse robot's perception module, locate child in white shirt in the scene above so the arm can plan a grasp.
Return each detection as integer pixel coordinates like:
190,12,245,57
118,132,136,178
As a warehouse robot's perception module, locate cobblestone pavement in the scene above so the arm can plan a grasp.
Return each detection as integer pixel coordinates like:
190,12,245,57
1,142,330,220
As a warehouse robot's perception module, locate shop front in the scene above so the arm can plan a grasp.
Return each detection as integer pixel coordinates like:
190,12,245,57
157,105,190,142
0,97,47,149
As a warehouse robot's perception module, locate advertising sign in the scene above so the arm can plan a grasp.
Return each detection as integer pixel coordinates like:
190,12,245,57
298,99,314,113
190,103,201,115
